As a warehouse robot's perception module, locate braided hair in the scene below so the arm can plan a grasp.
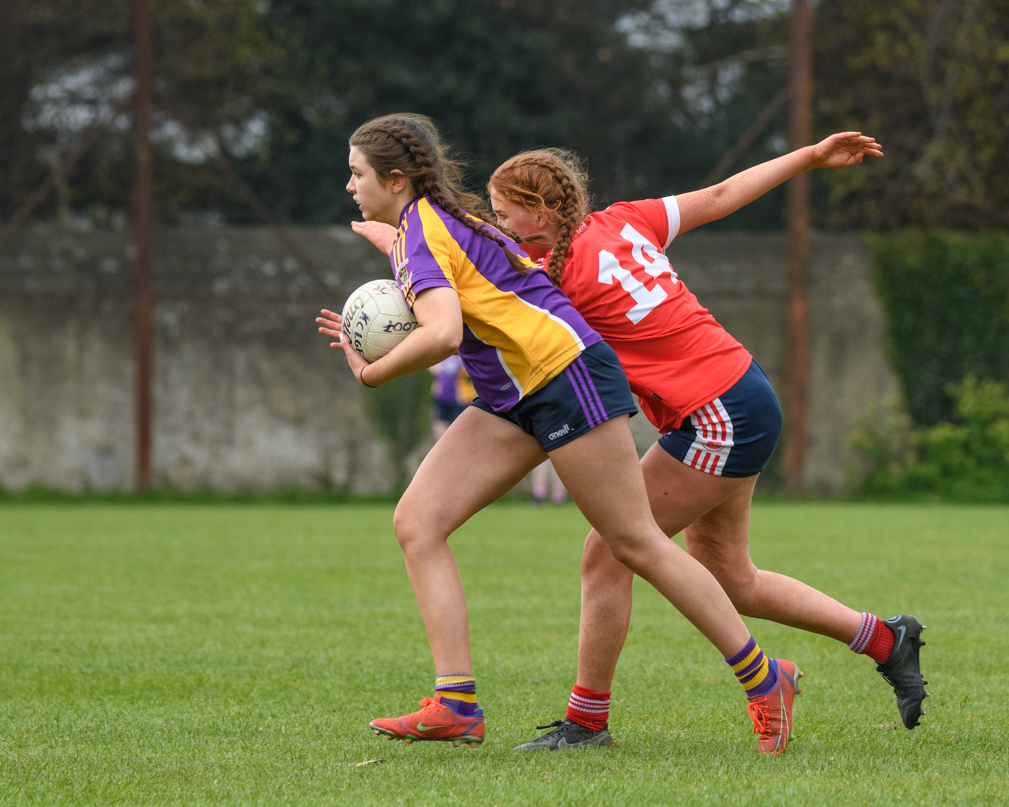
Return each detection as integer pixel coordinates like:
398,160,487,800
349,114,531,274
488,148,590,286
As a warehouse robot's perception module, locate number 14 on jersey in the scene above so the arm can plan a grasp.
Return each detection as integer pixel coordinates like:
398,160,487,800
597,223,679,325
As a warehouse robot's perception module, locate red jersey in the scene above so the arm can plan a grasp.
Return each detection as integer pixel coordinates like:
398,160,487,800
555,196,752,433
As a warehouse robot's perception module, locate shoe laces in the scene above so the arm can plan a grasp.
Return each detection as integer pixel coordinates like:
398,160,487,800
535,720,565,731
417,697,445,714
747,700,770,737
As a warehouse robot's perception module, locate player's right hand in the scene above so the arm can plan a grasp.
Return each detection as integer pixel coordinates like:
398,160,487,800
316,309,343,345
317,309,372,383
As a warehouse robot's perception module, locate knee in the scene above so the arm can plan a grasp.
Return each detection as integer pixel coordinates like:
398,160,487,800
391,506,414,551
599,532,656,575
720,572,761,614
582,530,635,587
684,535,758,609
690,548,760,612
392,502,441,553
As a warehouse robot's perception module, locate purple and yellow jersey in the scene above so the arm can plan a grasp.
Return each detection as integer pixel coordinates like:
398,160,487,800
389,197,602,412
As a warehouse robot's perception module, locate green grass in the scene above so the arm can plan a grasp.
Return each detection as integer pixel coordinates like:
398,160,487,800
1,503,1007,805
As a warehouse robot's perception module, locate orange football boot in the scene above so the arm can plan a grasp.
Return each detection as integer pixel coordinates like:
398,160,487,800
369,694,485,747
747,658,802,755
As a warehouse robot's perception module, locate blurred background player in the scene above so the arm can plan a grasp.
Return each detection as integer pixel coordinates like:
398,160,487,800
530,460,567,506
429,355,475,440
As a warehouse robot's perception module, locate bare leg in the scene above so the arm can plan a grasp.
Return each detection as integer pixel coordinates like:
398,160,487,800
577,440,863,692
394,407,545,675
676,506,861,640
549,417,753,659
576,535,634,692
642,445,860,641
575,441,760,689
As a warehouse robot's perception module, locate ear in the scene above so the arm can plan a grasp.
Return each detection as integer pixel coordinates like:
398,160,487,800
388,169,409,194
534,204,551,228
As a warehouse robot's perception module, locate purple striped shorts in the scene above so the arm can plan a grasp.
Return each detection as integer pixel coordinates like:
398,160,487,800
471,341,637,451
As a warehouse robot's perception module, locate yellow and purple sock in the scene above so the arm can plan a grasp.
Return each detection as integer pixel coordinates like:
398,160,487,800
726,637,778,700
435,673,480,717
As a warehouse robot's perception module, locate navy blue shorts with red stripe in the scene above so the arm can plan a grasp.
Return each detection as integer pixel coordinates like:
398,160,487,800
471,341,638,451
658,359,782,478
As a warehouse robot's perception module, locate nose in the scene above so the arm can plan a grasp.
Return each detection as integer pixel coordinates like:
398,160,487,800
346,176,355,193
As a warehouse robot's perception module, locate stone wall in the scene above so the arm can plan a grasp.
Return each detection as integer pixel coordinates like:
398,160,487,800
0,224,897,495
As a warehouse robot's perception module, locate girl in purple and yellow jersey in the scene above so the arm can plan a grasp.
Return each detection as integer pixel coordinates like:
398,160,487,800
391,193,602,412
316,113,796,752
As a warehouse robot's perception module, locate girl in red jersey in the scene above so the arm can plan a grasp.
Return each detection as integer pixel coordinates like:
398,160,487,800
482,133,929,749
319,113,799,754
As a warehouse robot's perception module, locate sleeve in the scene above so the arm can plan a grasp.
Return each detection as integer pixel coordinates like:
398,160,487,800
660,196,680,249
621,198,680,250
394,205,454,306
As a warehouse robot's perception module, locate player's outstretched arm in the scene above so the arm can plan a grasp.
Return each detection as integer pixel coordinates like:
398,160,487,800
676,132,883,235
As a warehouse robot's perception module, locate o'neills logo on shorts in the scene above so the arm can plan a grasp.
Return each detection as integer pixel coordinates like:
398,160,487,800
548,424,572,441
704,440,724,451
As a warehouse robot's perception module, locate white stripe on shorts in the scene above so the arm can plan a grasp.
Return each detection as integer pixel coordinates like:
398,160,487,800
684,397,735,476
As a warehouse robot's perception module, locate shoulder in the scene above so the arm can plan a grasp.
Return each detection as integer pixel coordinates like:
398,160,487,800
577,199,676,246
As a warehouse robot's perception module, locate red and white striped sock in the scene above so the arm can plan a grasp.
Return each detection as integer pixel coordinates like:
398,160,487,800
566,683,611,731
848,612,895,664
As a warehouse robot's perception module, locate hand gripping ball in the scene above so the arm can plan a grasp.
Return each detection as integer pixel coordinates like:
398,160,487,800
341,279,418,362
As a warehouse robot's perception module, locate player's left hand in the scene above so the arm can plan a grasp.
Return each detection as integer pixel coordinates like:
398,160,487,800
316,309,371,382
811,132,884,168
351,220,398,256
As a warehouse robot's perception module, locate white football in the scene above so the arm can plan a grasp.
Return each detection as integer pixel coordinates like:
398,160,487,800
341,279,418,362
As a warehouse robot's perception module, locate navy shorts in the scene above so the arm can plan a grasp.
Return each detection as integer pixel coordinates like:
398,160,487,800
432,401,467,423
658,359,782,478
472,341,638,451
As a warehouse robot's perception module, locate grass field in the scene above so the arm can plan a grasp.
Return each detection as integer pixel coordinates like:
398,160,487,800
1,502,1007,806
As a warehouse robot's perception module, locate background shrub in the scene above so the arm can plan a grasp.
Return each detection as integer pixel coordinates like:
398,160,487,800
868,230,1009,427
850,377,1009,501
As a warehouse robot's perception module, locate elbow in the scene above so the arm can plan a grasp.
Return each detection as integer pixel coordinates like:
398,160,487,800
705,183,729,207
702,183,739,223
431,322,463,358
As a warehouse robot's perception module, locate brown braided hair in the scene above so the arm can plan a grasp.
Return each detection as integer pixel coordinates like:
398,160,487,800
349,114,531,274
488,148,591,286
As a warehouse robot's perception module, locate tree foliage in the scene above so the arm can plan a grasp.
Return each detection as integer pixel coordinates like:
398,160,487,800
17,0,1009,232
850,377,1009,501
869,229,1009,427
2,0,295,224
814,0,1009,230
3,0,802,228
256,0,681,223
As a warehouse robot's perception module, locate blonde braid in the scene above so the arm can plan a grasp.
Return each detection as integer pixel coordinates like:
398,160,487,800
523,156,582,286
488,148,590,286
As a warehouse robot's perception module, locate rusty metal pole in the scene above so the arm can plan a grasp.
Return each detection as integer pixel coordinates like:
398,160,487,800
784,0,813,496
134,0,154,491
